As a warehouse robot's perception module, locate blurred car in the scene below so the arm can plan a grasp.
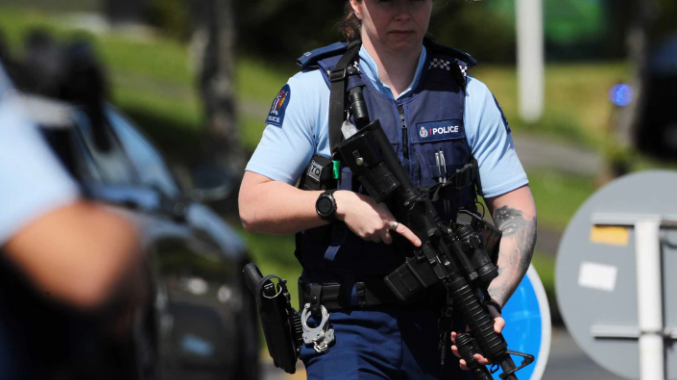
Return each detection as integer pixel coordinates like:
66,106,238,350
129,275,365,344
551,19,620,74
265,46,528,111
633,33,677,159
18,93,259,380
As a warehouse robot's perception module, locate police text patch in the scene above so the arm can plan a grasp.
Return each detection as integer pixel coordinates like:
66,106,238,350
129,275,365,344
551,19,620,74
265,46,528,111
413,120,465,143
266,84,291,127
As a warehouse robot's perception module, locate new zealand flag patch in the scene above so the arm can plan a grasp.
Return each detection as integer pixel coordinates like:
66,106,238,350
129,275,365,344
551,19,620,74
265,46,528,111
266,84,291,127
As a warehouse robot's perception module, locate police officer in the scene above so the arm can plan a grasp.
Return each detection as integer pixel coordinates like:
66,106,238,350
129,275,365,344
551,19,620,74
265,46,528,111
239,0,538,378
0,60,142,378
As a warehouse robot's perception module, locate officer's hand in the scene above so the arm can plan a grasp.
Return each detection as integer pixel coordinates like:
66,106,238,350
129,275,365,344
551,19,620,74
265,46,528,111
450,305,505,370
334,190,421,247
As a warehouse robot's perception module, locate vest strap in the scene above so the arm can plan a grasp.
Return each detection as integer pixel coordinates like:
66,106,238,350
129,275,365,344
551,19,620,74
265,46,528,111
329,41,361,159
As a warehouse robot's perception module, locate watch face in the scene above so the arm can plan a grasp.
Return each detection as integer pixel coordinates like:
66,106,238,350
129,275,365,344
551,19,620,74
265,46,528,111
318,197,334,216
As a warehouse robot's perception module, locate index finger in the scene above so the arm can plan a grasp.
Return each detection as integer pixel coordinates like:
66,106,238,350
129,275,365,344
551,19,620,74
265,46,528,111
392,223,422,247
488,305,505,334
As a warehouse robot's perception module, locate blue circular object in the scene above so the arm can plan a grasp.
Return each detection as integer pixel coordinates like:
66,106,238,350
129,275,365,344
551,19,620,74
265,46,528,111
491,265,551,380
609,84,634,107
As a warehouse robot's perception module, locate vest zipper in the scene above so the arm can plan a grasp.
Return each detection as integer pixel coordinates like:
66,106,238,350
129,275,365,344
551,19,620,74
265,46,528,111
398,105,409,171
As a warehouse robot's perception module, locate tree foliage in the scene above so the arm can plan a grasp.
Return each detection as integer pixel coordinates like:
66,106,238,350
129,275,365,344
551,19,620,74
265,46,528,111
651,0,677,45
430,1,516,64
146,0,192,40
234,1,517,64
144,0,518,64
235,1,345,64
144,0,661,64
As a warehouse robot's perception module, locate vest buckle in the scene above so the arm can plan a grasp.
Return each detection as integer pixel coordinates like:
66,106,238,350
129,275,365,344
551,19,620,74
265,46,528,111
329,68,347,83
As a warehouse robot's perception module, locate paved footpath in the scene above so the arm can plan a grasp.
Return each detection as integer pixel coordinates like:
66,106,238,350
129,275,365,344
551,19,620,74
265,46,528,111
512,132,604,257
543,327,626,380
512,132,603,176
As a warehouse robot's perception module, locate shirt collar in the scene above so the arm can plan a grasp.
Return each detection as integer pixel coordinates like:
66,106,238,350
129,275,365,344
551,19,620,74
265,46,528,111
358,45,427,101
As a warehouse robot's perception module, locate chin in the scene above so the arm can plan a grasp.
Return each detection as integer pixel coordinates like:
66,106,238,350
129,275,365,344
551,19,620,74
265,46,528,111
386,40,421,53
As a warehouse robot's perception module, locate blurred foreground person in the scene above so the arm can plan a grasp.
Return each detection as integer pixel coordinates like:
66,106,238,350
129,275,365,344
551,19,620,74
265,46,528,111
0,61,143,379
240,0,537,379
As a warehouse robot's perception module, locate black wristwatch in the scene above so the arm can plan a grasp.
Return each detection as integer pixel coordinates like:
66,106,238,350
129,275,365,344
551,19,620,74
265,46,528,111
316,190,338,221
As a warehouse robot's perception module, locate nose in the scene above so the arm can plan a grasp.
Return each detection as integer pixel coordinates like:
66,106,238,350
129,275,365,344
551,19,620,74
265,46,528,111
394,0,412,20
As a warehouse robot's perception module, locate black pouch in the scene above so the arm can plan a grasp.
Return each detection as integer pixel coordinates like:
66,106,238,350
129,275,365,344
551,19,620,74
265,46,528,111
299,155,336,191
299,155,337,242
243,264,303,374
335,120,400,204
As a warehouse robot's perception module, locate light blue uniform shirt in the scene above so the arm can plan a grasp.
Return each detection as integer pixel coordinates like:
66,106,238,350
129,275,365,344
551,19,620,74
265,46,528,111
0,63,80,245
246,46,528,199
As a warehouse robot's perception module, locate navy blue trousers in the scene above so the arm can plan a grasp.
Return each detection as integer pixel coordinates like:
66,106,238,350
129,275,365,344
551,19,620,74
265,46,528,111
300,306,471,380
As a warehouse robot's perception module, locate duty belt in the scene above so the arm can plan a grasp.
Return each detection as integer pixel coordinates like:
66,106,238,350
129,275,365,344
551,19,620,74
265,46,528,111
299,281,419,311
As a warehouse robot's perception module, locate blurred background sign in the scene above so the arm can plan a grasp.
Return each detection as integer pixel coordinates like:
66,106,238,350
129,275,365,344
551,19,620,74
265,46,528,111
556,171,677,380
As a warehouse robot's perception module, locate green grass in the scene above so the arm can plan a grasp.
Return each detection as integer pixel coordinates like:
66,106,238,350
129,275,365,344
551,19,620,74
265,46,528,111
237,229,303,308
111,85,201,126
531,253,555,291
0,7,288,110
530,252,559,321
99,36,194,87
473,62,630,149
0,6,289,159
240,114,267,153
526,169,598,231
0,0,99,13
237,59,293,104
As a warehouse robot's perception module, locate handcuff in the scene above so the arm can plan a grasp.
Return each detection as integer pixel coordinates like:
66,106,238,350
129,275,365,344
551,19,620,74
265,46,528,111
301,303,335,353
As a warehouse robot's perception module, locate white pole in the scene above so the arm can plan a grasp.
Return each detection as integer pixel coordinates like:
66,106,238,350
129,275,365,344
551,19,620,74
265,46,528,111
515,0,545,122
635,220,665,380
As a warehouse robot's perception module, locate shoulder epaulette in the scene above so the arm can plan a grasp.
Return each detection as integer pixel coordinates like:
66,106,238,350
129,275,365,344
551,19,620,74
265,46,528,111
424,40,477,69
297,42,349,70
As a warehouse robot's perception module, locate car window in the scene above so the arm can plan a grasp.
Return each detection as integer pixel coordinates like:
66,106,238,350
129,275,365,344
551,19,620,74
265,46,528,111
71,109,138,185
106,108,180,198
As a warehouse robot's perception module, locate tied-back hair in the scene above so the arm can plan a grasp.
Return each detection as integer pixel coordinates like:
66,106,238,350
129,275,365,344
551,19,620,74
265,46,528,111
338,2,361,42
337,1,439,43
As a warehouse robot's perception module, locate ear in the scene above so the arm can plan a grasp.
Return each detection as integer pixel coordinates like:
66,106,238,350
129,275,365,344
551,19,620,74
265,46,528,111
349,0,363,20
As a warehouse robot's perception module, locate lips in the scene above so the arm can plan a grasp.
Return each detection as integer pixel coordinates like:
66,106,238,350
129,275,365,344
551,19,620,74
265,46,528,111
389,30,415,37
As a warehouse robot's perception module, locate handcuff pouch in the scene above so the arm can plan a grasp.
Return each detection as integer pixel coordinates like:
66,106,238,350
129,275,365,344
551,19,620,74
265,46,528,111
300,155,336,191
